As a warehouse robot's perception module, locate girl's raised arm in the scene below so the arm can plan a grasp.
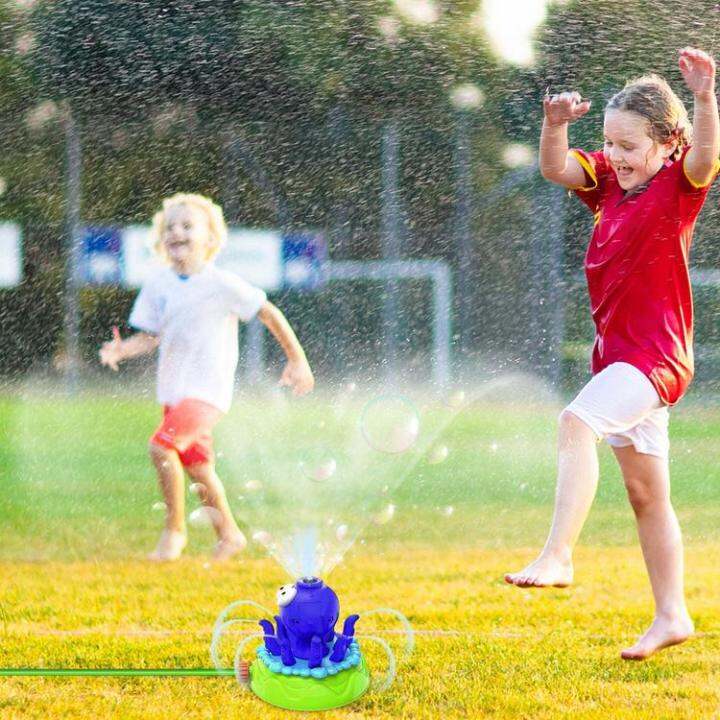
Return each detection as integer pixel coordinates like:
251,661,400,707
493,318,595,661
540,91,592,189
681,47,720,187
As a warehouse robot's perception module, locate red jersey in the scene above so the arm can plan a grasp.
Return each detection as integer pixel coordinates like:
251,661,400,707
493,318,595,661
571,146,719,405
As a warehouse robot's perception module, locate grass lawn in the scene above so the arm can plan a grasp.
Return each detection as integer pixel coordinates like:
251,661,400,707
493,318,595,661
1,384,719,719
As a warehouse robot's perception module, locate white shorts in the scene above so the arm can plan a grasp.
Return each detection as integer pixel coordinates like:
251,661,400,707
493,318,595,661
564,362,669,458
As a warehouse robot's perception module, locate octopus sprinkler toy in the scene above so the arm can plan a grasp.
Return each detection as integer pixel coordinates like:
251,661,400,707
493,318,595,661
210,577,413,711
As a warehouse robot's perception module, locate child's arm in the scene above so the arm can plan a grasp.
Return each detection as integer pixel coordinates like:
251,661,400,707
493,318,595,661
99,326,159,371
540,91,592,188
680,47,720,187
256,301,315,396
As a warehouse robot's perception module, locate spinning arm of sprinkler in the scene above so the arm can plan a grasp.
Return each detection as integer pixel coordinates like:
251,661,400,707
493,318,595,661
330,614,359,662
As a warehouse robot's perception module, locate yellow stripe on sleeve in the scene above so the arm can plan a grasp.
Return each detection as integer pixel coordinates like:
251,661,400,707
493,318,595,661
683,155,720,189
568,150,598,191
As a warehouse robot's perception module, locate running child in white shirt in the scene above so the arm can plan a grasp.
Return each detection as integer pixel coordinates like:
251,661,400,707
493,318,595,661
99,193,314,561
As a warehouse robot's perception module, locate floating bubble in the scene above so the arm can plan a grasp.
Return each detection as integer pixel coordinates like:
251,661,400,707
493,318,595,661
189,482,203,495
188,507,221,528
360,396,419,454
519,483,528,492
345,381,357,394
427,444,449,465
312,457,337,482
335,524,349,541
152,501,166,512
244,480,262,492
441,506,454,517
490,441,499,453
252,530,273,546
446,390,466,409
373,504,396,525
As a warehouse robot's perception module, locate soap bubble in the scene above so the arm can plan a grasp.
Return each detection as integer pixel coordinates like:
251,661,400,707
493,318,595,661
189,507,221,528
490,442,499,453
297,448,339,482
441,505,454,517
311,457,337,482
252,530,273,546
373,504,396,525
152,501,166,512
427,444,449,465
446,390,466,409
335,524,349,541
189,482,203,495
244,480,263,492
360,396,419,454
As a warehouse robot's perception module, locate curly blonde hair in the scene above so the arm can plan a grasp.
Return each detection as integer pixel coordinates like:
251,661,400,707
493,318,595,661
150,193,228,262
606,74,692,161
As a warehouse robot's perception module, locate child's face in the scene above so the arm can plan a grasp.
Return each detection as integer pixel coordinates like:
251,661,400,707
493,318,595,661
603,109,676,191
162,203,211,269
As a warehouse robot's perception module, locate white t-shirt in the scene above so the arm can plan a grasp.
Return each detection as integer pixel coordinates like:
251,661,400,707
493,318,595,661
129,263,267,413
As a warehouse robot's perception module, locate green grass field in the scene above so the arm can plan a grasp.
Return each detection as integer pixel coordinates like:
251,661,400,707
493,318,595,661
1,384,720,719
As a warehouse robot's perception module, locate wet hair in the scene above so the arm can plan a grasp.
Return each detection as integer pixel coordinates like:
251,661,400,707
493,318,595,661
606,74,692,161
150,192,227,262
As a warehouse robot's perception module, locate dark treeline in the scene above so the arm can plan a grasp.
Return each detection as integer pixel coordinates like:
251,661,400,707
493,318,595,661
0,1,718,379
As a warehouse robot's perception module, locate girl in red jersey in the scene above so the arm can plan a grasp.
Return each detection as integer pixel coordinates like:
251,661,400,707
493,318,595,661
505,47,720,660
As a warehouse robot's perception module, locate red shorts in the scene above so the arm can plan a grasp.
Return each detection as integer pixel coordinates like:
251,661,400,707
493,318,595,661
150,399,223,467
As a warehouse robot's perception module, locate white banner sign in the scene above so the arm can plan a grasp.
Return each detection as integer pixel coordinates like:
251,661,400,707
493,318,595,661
121,226,283,291
0,222,22,288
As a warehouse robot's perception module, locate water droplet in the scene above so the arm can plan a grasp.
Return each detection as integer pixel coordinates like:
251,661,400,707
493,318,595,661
427,444,449,465
360,396,419,453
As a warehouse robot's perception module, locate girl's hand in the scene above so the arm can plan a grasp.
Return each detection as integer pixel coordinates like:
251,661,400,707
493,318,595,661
543,91,591,127
99,326,123,371
679,47,716,97
279,358,315,396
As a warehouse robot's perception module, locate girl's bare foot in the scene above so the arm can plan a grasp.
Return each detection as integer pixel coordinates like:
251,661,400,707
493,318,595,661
148,529,187,562
621,614,694,660
504,553,574,588
212,532,247,561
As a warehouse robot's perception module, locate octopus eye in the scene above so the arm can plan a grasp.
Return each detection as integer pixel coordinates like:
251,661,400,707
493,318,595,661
276,584,297,607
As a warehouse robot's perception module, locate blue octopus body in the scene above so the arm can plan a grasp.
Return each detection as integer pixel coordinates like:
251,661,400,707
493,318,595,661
259,577,359,669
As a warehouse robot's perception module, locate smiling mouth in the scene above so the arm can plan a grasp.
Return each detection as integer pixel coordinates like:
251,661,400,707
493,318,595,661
614,165,633,177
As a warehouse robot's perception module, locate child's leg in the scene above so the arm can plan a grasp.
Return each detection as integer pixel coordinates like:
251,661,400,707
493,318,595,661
185,461,247,560
148,442,187,561
505,410,598,587
612,444,693,660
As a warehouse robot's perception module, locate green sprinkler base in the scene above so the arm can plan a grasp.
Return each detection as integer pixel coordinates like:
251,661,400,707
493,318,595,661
250,656,370,711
